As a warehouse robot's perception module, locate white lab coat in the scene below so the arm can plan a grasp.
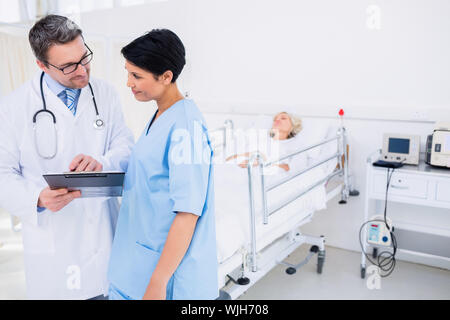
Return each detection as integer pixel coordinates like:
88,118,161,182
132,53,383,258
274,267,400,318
0,72,135,299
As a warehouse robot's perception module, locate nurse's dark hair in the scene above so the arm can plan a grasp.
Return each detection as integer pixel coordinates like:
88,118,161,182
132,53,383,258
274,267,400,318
121,29,186,83
29,14,83,65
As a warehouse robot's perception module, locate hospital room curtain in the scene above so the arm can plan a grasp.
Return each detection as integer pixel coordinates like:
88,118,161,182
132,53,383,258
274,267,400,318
0,30,39,96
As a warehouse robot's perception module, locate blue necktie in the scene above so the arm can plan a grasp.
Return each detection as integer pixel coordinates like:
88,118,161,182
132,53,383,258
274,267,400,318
58,88,78,115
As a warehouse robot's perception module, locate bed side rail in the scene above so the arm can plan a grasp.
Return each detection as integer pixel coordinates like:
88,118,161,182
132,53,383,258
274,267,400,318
246,125,350,272
208,119,234,151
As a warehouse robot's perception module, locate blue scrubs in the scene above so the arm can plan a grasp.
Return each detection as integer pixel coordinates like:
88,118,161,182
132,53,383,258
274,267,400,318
108,99,218,300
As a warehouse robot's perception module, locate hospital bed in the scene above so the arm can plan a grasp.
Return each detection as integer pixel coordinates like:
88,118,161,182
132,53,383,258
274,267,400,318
208,116,357,300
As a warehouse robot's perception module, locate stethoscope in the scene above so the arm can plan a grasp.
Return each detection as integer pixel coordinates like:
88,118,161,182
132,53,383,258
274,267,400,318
33,72,105,159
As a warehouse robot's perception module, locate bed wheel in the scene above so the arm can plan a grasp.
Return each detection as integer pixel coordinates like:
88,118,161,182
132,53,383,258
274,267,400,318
237,277,250,285
361,266,366,279
338,199,347,204
317,251,325,274
350,189,360,196
286,267,297,275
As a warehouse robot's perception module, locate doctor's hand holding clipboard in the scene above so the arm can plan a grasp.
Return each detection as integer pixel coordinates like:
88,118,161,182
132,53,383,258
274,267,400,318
37,154,102,212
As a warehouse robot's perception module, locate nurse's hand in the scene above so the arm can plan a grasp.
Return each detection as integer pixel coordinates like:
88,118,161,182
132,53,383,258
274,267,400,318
142,280,166,300
37,187,82,213
69,154,103,172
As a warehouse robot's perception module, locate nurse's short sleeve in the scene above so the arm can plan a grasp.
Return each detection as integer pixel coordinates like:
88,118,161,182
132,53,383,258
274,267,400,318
168,117,213,217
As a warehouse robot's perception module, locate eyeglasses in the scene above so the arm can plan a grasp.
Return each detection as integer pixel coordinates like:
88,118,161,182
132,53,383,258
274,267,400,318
45,44,93,75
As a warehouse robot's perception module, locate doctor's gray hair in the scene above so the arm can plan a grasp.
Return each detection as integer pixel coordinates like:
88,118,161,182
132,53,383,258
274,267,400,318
29,15,83,65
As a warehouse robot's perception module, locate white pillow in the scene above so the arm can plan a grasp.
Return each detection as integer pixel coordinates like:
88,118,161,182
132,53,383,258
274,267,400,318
293,119,328,161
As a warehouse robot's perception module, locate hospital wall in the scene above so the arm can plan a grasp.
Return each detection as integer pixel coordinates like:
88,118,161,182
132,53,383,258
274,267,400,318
79,0,450,111
0,0,449,268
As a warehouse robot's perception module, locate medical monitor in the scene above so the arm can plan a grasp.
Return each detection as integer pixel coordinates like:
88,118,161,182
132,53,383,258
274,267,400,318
382,133,420,165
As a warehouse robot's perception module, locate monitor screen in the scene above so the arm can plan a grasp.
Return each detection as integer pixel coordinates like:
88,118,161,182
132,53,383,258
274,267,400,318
445,135,450,153
388,138,410,154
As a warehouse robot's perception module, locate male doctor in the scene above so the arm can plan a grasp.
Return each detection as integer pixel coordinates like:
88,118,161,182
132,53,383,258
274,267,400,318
0,15,134,299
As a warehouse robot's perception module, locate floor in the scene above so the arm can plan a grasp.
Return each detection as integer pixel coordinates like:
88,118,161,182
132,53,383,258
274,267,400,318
0,212,26,300
1,210,449,300
237,244,450,300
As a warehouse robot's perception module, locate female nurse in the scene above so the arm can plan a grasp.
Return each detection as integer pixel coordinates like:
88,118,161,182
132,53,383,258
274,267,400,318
107,29,218,300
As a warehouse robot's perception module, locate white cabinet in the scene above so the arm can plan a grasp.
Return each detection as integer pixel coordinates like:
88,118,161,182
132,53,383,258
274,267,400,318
436,181,450,203
367,155,450,209
373,173,429,199
361,150,450,278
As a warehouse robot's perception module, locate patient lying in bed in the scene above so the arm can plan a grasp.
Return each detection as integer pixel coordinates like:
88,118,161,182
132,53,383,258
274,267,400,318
225,112,306,174
213,112,332,264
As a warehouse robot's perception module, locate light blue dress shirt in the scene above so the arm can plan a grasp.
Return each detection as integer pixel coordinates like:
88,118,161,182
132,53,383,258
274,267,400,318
107,99,219,300
43,73,81,113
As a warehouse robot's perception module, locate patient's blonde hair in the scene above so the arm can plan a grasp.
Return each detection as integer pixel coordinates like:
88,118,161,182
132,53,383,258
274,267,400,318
271,112,302,139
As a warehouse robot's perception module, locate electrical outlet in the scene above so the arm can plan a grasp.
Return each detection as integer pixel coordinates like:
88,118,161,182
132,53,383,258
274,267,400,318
411,110,429,121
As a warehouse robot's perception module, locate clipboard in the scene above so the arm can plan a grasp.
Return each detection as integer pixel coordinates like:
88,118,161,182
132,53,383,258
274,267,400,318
43,171,125,198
